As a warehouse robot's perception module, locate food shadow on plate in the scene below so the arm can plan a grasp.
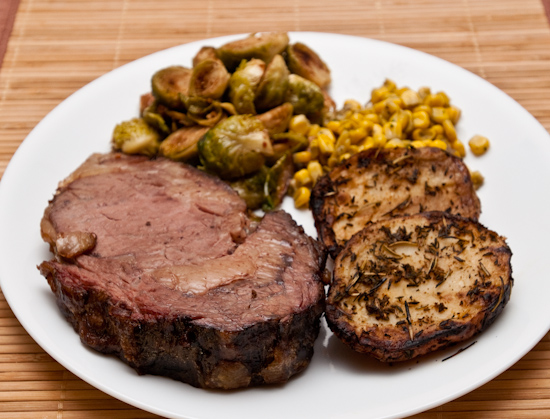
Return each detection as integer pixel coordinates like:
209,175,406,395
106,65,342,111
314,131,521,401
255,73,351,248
320,322,479,377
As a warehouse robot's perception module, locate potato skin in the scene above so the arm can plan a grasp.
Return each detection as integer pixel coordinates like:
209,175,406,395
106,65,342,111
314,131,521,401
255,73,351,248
311,147,481,258
325,211,512,362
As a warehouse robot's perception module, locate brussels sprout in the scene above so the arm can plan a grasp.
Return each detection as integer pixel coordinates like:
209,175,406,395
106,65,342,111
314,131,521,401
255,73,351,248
192,46,218,67
284,74,324,115
230,154,293,211
254,54,290,112
188,58,230,100
112,118,161,156
285,42,331,88
228,59,265,114
216,32,290,72
151,66,191,109
198,115,273,179
159,125,210,163
256,102,293,135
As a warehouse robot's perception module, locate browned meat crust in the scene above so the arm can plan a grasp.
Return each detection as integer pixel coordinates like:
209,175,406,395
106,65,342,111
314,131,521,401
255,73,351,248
38,152,326,389
311,147,481,258
326,211,512,362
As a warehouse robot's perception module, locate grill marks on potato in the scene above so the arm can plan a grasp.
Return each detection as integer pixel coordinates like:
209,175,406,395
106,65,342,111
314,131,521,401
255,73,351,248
326,212,512,362
311,147,481,257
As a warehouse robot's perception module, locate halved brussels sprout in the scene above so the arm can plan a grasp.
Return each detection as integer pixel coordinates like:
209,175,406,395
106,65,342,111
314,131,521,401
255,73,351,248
284,74,324,115
192,46,218,67
216,32,290,71
188,58,230,100
256,102,293,135
285,42,331,88
254,54,290,112
230,154,293,211
228,59,265,114
112,118,161,156
151,66,192,109
198,115,273,179
159,125,210,163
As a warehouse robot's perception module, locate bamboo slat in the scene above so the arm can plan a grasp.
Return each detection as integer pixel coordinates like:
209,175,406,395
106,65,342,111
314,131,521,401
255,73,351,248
1,0,550,418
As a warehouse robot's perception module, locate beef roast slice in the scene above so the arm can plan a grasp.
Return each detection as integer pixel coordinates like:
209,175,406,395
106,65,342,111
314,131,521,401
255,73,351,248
39,153,325,389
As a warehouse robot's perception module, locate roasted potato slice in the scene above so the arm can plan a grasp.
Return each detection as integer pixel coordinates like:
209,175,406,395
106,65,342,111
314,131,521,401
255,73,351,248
311,147,481,257
326,211,513,362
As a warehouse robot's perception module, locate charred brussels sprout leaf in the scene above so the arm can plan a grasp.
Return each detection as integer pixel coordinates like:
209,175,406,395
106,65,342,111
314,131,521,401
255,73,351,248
284,74,324,115
112,118,161,156
230,167,269,210
181,95,225,127
228,59,265,115
216,32,290,72
159,125,210,163
142,102,171,135
188,58,230,100
198,115,273,179
230,154,293,211
254,54,290,112
256,102,293,135
285,42,331,88
263,153,294,211
151,66,191,110
192,46,218,67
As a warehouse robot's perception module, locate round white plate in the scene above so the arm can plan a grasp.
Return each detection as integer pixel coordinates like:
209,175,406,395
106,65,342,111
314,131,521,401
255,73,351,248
1,32,549,419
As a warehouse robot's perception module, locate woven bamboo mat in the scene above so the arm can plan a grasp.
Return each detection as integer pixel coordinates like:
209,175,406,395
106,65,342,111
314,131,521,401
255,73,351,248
1,0,550,418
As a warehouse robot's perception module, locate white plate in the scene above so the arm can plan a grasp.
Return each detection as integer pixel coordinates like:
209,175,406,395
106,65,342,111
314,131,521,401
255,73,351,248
0,32,549,419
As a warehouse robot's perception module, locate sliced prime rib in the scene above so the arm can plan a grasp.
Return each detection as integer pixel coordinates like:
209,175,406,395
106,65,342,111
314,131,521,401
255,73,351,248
38,153,326,389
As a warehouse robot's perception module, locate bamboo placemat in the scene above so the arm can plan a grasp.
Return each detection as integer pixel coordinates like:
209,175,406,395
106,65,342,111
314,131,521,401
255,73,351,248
1,0,550,418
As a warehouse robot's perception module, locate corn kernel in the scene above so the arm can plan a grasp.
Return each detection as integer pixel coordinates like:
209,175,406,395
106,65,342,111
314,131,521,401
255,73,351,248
430,139,448,150
318,127,336,142
343,99,362,111
293,150,312,165
436,91,450,107
293,187,311,209
448,106,461,125
293,168,312,187
431,124,444,135
469,170,484,190
371,86,391,103
450,140,466,158
339,153,352,162
442,119,457,142
307,161,324,184
317,134,335,154
383,120,402,140
349,126,367,143
431,107,449,124
289,114,311,135
400,89,421,108
469,135,490,156
308,124,321,137
385,138,407,148
411,140,428,148
384,79,397,91
325,120,341,134
412,127,436,142
412,111,431,129
424,93,445,107
418,86,431,100
365,113,380,124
